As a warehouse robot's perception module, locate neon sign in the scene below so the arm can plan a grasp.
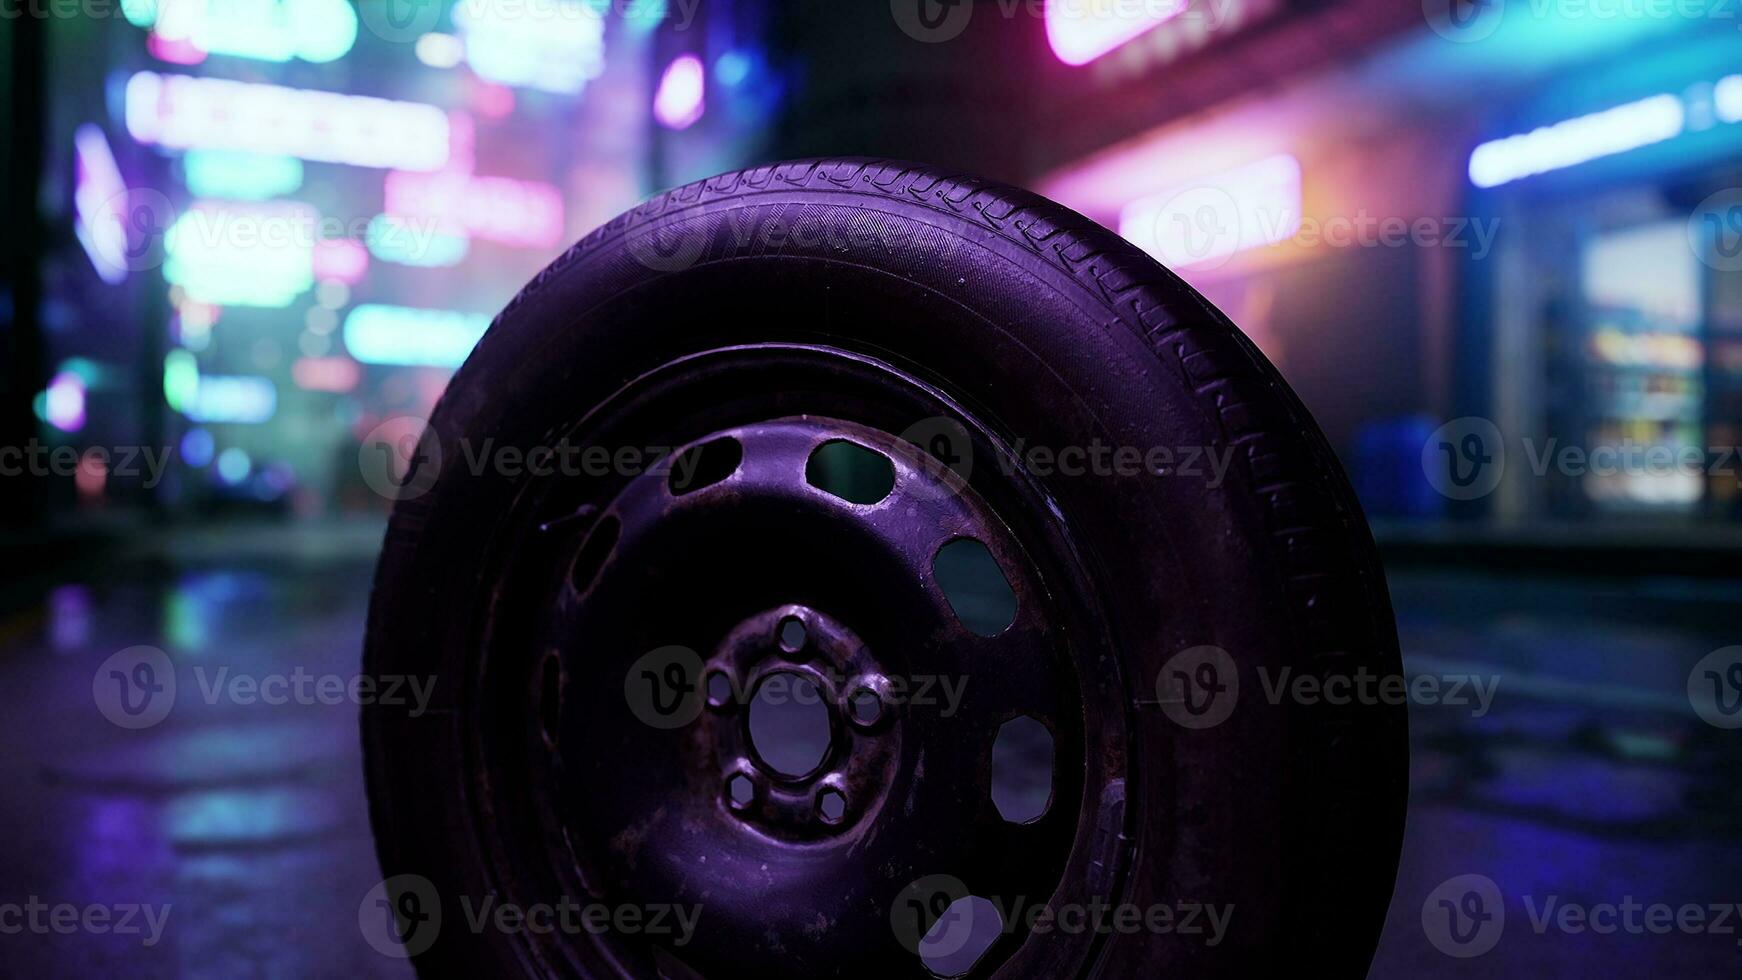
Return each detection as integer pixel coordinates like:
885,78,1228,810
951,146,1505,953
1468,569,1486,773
1468,94,1685,188
126,71,450,172
184,150,304,201
164,201,316,307
312,238,369,285
1716,74,1742,124
136,0,358,64
42,371,88,433
383,170,565,249
367,215,471,267
455,0,606,95
1119,154,1301,271
343,305,493,368
655,55,706,130
73,125,131,285
1047,0,1190,66
292,357,361,393
189,375,278,424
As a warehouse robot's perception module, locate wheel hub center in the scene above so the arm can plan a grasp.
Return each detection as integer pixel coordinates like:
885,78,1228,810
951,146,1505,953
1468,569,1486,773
702,605,898,837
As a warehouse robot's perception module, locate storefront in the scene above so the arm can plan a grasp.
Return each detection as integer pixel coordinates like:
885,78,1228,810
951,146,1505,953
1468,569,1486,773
1037,5,1742,528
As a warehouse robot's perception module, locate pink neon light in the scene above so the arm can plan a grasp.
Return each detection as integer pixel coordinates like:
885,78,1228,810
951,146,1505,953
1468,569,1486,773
447,111,478,175
125,71,450,171
45,372,88,433
75,450,107,502
312,238,370,284
1046,0,1188,66
472,82,516,120
384,170,565,249
654,55,706,130
148,31,207,65
292,357,362,393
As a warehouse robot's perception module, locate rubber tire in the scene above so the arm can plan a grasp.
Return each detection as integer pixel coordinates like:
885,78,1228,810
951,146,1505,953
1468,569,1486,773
363,158,1407,979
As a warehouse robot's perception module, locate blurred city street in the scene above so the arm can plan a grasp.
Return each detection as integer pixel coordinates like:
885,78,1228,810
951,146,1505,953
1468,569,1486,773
0,525,1737,976
7,0,1742,974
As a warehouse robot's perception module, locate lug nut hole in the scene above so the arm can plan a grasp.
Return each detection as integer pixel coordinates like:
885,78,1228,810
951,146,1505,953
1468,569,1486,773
818,788,847,824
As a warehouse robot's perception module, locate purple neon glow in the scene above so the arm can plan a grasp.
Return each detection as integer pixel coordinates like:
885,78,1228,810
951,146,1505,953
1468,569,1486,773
1046,0,1189,66
654,55,706,130
45,371,88,433
72,125,131,285
1118,153,1301,271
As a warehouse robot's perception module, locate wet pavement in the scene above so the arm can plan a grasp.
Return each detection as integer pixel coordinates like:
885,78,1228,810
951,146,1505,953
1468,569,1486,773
0,523,1738,976
0,524,406,979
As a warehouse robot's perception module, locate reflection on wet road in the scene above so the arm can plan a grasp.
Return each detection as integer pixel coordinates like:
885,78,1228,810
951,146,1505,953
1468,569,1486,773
0,534,408,979
1,529,1738,976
